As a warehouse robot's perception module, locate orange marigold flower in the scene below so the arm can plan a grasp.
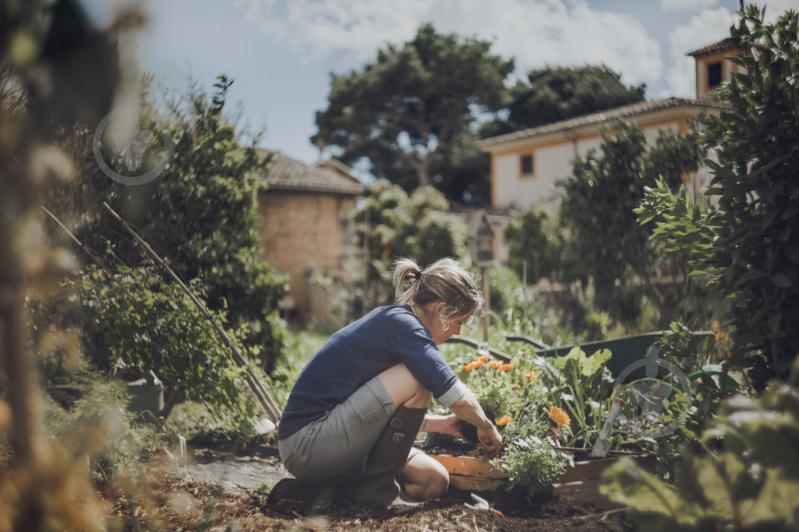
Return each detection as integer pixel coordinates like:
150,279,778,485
512,383,521,390
711,320,720,330
478,353,490,363
548,406,571,428
715,331,731,343
488,360,503,369
498,363,513,372
496,415,512,426
464,361,480,372
523,369,538,381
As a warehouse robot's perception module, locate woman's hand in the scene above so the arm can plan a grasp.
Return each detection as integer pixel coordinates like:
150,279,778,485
477,422,502,456
450,389,503,455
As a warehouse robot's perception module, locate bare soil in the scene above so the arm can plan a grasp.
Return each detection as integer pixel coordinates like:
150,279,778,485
98,438,633,531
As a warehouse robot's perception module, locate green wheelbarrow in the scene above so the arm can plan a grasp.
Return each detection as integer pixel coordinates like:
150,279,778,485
507,331,740,392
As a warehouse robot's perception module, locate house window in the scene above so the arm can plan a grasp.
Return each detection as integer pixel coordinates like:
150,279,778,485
707,61,722,88
520,153,534,177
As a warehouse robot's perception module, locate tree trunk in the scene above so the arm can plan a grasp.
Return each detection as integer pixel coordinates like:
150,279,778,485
417,157,431,187
0,242,38,464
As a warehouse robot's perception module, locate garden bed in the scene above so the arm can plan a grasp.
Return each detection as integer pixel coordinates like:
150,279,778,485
430,448,656,510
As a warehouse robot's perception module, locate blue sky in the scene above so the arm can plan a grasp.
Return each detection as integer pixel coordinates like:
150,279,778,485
81,0,797,164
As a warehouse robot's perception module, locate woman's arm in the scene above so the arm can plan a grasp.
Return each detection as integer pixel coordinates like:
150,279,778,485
420,414,462,437
449,389,502,454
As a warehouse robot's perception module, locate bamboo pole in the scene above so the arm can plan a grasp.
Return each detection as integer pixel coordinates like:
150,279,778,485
101,202,282,423
41,206,106,269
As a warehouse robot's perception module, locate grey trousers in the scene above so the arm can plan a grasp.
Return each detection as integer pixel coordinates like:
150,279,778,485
279,376,422,484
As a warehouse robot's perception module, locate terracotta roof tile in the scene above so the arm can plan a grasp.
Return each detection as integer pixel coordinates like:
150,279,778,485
478,97,724,149
257,151,364,196
687,38,740,57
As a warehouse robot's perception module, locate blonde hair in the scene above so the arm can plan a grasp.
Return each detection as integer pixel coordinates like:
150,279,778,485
393,257,483,327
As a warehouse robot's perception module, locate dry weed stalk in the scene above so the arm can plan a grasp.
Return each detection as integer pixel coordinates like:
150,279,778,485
0,1,146,529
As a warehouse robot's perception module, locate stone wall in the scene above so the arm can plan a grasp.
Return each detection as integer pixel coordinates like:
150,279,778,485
256,190,357,326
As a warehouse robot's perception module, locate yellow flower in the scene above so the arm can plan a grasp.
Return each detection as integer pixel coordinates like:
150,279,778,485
498,363,513,373
478,353,490,363
548,406,571,429
488,360,503,369
715,331,730,343
496,415,512,426
711,320,720,330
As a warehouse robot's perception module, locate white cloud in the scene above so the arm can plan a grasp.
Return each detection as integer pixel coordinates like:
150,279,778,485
660,0,720,12
665,7,736,97
234,0,663,88
762,0,799,22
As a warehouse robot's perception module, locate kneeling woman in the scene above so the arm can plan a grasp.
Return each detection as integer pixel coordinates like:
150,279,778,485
276,258,501,507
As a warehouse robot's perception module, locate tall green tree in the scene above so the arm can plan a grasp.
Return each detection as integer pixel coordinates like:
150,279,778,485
558,121,702,325
312,24,513,202
482,65,645,137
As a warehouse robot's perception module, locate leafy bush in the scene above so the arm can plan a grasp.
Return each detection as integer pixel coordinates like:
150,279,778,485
496,435,573,497
352,180,467,309
637,5,799,390
80,266,258,425
600,357,799,531
43,378,150,480
503,208,560,284
79,75,288,372
558,122,703,326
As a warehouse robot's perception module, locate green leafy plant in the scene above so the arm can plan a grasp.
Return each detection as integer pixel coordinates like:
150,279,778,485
494,434,573,497
78,75,288,372
557,121,704,326
80,266,258,425
600,357,799,531
637,5,799,390
352,180,467,310
543,347,614,446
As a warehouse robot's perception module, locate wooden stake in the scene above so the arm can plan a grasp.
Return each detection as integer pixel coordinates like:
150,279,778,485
101,202,282,423
481,266,490,342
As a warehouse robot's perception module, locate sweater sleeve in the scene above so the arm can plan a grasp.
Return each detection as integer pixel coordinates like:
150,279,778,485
388,317,467,408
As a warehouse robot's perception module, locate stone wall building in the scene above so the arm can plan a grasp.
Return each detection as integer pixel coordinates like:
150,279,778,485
256,152,364,327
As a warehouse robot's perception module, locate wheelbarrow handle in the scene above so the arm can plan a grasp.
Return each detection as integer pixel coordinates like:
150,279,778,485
687,366,741,393
446,335,511,362
505,334,551,350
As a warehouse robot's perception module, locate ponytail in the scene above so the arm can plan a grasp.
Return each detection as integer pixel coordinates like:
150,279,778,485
393,258,423,303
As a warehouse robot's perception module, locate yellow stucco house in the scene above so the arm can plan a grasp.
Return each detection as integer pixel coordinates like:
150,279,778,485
478,38,742,212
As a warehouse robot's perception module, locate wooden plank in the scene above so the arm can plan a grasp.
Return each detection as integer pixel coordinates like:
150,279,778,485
552,480,616,510
448,474,505,492
431,451,655,505
429,454,507,479
558,453,655,483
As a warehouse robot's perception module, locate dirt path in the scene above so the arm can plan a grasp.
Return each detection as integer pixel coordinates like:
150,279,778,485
99,441,633,530
178,446,289,492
